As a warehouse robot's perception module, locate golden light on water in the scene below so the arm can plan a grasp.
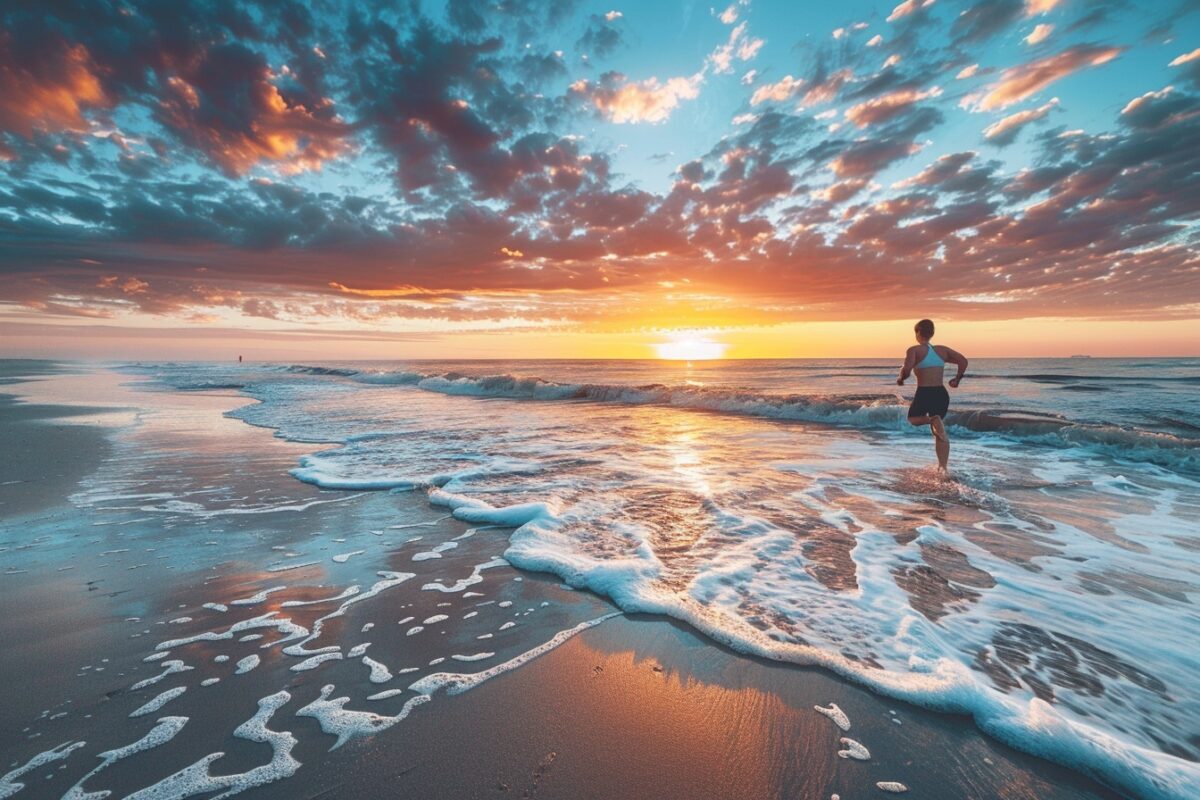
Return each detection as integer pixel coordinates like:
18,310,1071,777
653,334,728,361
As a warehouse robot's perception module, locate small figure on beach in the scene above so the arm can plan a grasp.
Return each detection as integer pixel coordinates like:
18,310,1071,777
897,319,968,472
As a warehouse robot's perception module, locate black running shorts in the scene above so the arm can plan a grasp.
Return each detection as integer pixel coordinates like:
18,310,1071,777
908,386,950,419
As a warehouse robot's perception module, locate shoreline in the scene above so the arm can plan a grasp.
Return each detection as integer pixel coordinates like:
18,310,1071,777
0,362,1132,799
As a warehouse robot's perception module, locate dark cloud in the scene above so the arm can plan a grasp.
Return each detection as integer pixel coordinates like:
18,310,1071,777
950,0,1024,45
576,13,625,59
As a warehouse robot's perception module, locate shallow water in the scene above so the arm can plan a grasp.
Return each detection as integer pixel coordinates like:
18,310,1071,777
104,357,1200,800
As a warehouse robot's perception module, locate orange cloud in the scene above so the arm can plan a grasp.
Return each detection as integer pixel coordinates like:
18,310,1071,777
1024,23,1053,45
845,87,942,127
976,45,1122,110
0,38,110,137
887,0,935,23
155,45,352,175
573,73,703,124
983,97,1059,142
1169,49,1200,67
1024,0,1063,15
750,75,803,105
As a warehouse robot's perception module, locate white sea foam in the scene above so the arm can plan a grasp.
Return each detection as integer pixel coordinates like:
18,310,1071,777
815,704,851,732
412,541,458,561
63,717,188,800
451,652,495,662
409,614,619,697
131,660,193,691
421,557,508,593
296,684,430,750
231,586,286,605
362,656,393,683
837,738,870,760
124,691,298,799
267,560,321,573
156,612,309,652
291,652,342,672
235,655,260,674
281,571,414,657
130,687,187,717
0,741,86,799
280,586,361,607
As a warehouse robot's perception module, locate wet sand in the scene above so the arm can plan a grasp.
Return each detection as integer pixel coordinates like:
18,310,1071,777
0,363,1126,800
0,361,116,519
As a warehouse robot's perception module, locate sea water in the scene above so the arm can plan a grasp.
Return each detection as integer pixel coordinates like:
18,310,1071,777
120,357,1200,799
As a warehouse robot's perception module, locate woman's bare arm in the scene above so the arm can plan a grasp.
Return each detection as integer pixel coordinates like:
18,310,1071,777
897,347,918,385
944,347,968,388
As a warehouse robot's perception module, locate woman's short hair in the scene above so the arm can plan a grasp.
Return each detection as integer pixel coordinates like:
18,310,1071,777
915,319,935,338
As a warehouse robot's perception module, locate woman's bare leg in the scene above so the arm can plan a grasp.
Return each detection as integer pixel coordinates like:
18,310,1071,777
930,416,949,472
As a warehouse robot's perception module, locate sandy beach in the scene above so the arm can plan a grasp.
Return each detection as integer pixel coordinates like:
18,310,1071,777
0,362,1133,799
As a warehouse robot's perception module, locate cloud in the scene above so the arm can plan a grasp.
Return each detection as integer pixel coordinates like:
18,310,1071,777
974,45,1123,110
957,64,980,79
887,0,936,23
1171,48,1200,88
801,69,855,106
983,97,1060,145
719,4,739,24
1119,86,1198,130
951,0,1024,44
155,43,351,176
750,75,804,105
893,151,994,192
572,72,703,124
1025,0,1063,14
1171,49,1200,67
707,21,764,74
829,106,942,177
0,35,111,138
1024,23,1054,45
577,12,626,58
845,87,942,127
867,34,883,47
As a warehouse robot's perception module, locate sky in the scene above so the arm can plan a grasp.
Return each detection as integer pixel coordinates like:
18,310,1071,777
1,0,1198,359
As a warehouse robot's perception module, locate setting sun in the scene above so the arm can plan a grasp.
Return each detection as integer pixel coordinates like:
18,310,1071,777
654,334,728,361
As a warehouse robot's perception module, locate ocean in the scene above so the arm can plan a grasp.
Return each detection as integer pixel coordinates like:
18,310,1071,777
116,357,1200,800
